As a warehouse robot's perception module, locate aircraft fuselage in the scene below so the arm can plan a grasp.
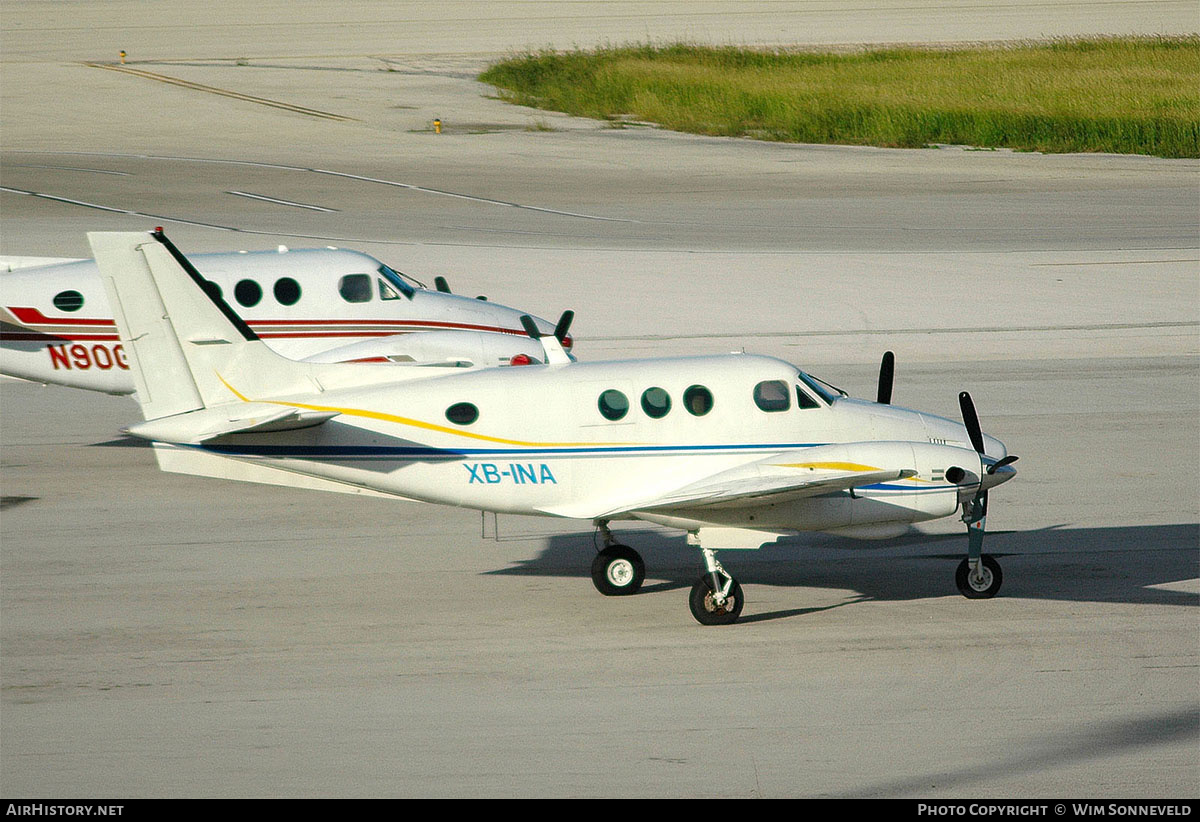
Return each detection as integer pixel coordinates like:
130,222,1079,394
1,248,556,393
169,353,1010,538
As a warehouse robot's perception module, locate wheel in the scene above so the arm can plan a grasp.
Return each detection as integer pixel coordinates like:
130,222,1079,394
591,545,645,596
956,555,1003,599
688,574,744,625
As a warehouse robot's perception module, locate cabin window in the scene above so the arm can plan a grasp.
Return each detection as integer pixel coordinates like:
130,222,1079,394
202,280,223,301
753,380,790,413
641,387,671,419
598,390,629,421
796,386,820,410
338,274,372,303
378,264,415,299
683,385,713,417
378,278,402,300
798,371,840,404
52,290,84,312
446,402,478,425
234,279,263,307
274,277,301,306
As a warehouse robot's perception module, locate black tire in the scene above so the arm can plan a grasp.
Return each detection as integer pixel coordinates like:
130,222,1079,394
956,555,1003,599
688,574,744,625
591,545,645,596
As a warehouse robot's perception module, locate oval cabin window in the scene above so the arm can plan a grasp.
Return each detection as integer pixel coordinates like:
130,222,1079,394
339,274,372,303
753,380,791,413
683,385,713,417
274,277,301,306
446,402,479,425
598,390,629,421
52,290,85,312
234,279,262,307
641,387,671,419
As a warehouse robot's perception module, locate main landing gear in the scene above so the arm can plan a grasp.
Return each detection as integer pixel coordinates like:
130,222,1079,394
591,521,745,625
590,521,646,596
687,537,743,626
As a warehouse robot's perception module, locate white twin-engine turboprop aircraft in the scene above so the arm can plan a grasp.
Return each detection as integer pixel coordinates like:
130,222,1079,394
88,230,1017,625
0,235,568,394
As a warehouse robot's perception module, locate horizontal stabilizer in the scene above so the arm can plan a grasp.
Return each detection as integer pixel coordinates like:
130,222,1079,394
152,443,407,499
2,256,87,272
125,403,338,444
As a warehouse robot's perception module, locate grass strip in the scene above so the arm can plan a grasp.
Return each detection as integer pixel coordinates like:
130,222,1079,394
479,37,1200,158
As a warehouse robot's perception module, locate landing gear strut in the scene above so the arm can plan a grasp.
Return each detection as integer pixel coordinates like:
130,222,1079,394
687,537,743,626
953,391,1014,601
590,522,746,624
590,521,645,596
956,469,1003,599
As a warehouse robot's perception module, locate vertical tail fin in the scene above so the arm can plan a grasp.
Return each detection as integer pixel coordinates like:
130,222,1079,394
88,230,318,419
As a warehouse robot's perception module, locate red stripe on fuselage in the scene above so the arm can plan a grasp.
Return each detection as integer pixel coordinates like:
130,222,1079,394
5,306,527,340
8,306,115,326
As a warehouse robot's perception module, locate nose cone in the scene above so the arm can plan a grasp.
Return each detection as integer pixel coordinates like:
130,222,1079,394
982,456,1018,490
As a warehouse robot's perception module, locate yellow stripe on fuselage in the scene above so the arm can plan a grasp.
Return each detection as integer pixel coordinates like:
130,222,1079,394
217,373,636,448
774,461,881,472
774,461,934,483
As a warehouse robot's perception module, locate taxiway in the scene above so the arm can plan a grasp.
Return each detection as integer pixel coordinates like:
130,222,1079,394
2,1,1196,798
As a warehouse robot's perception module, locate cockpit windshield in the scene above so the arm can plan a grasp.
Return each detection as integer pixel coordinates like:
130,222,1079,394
797,371,844,404
377,263,418,298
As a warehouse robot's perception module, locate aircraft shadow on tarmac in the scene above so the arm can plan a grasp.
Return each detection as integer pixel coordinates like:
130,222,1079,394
486,522,1200,615
84,440,1200,614
841,704,1200,798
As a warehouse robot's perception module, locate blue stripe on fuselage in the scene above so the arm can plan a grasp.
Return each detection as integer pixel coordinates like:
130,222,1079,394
196,442,827,459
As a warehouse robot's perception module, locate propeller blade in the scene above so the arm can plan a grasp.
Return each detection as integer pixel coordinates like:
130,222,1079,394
877,350,895,404
959,391,986,455
434,276,451,293
554,310,574,344
987,455,1019,474
519,315,541,339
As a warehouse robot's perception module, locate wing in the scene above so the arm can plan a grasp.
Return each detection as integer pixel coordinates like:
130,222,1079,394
538,441,922,520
